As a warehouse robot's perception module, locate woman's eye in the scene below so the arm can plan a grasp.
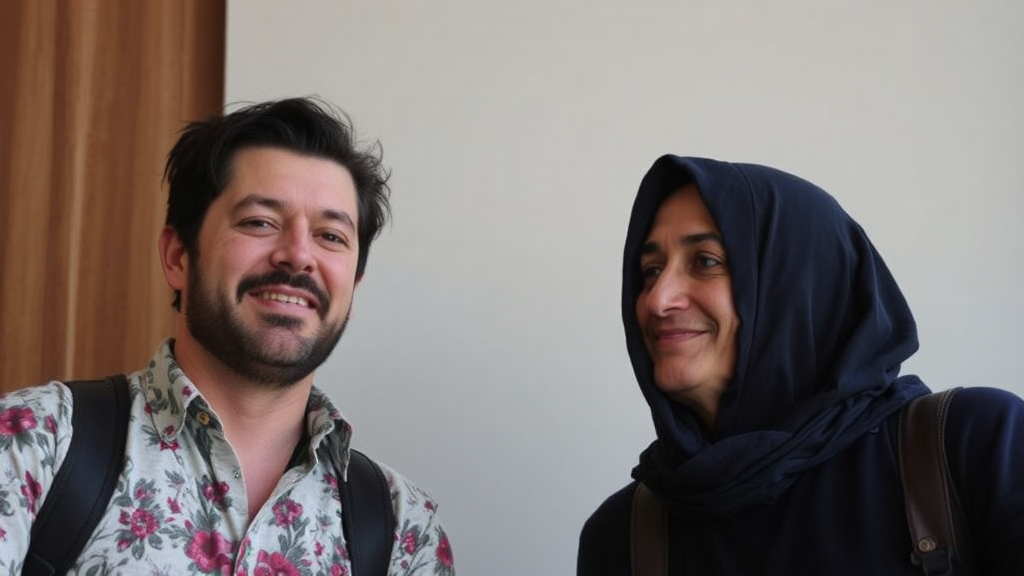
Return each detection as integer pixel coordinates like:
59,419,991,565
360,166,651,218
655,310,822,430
696,254,723,269
640,266,661,287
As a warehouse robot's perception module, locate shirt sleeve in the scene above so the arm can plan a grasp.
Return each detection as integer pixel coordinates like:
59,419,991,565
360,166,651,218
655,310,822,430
0,382,74,573
945,386,1024,574
380,461,455,576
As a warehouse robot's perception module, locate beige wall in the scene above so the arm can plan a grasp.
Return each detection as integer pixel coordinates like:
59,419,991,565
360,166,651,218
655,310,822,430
226,2,1024,574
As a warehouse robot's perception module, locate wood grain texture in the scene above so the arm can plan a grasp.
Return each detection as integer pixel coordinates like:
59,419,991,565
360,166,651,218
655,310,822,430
0,0,225,391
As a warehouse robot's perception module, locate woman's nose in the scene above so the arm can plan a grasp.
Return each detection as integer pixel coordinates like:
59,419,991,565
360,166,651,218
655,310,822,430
646,269,692,315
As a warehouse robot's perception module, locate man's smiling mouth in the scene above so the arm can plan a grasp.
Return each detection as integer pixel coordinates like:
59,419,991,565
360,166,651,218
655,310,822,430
237,270,329,319
255,291,311,308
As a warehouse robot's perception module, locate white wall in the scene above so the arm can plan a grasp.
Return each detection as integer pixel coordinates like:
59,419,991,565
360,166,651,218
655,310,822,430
226,1,1024,573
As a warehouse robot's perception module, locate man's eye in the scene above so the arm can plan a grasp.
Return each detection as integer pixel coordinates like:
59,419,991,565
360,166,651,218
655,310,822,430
240,219,273,229
320,232,348,246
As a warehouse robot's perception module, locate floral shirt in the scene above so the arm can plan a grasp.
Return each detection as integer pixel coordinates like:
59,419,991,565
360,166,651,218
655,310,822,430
0,340,454,576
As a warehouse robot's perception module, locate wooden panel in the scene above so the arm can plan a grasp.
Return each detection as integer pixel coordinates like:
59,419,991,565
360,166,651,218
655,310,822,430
0,0,225,391
0,0,63,388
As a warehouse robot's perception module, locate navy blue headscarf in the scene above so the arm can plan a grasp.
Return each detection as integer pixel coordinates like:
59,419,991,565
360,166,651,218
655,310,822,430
625,156,929,518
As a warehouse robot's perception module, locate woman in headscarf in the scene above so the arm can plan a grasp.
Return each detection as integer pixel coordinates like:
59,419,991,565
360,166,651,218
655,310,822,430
578,156,1024,574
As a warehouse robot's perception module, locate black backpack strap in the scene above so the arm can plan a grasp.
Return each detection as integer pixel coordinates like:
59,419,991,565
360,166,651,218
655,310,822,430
340,448,395,576
25,374,131,576
898,387,976,576
630,482,668,576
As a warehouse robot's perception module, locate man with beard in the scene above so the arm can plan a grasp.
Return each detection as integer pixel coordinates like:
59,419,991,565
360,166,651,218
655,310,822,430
0,98,455,576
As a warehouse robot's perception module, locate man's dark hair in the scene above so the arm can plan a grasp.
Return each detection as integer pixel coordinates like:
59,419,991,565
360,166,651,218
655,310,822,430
163,97,391,310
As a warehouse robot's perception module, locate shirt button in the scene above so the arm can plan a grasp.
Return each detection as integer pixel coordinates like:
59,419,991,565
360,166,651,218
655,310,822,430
197,411,211,426
234,469,241,479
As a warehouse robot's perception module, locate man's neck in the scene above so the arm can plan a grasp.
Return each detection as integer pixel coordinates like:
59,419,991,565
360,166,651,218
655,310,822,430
171,335,315,521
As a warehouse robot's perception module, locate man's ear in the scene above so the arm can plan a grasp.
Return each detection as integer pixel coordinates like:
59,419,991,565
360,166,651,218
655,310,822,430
158,226,189,291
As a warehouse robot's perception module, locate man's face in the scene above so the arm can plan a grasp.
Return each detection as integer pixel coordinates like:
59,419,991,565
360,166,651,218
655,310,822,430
179,146,360,387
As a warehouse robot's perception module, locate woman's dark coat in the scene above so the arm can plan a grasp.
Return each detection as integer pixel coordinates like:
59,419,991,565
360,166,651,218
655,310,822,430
577,156,1024,574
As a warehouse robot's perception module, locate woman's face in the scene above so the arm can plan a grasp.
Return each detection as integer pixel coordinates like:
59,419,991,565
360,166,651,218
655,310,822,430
635,184,739,424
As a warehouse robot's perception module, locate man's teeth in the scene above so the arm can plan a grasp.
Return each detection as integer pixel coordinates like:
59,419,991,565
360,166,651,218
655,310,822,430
258,292,309,307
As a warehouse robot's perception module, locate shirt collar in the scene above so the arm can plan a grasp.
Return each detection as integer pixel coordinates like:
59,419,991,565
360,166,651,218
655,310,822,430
138,339,354,463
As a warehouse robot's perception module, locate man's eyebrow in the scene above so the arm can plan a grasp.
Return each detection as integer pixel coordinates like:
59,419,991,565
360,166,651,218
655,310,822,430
321,208,356,232
233,194,284,214
232,194,356,231
640,232,724,255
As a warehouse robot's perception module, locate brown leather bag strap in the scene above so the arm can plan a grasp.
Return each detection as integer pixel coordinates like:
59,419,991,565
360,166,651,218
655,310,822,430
898,387,976,575
631,482,668,576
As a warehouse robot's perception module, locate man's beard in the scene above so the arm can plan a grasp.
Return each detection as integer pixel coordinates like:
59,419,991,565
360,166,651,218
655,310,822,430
184,262,349,388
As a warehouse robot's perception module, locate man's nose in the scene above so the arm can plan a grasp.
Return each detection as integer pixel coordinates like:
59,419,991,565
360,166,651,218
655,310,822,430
271,228,316,274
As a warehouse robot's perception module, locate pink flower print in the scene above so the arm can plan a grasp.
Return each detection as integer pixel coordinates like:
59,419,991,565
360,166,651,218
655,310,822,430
0,526,7,541
183,385,193,397
436,534,454,568
322,472,341,502
424,500,436,511
330,564,348,576
21,471,42,513
134,484,155,501
314,541,324,557
123,508,159,539
203,480,230,507
186,530,233,574
254,550,299,576
159,425,179,451
0,406,37,435
44,415,57,434
167,497,182,514
401,529,418,554
272,498,303,527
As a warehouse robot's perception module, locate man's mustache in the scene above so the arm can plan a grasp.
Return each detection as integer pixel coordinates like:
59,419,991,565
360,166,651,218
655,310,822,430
236,270,330,320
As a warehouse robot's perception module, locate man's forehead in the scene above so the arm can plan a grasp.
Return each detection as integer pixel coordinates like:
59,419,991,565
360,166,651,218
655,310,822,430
218,147,358,215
